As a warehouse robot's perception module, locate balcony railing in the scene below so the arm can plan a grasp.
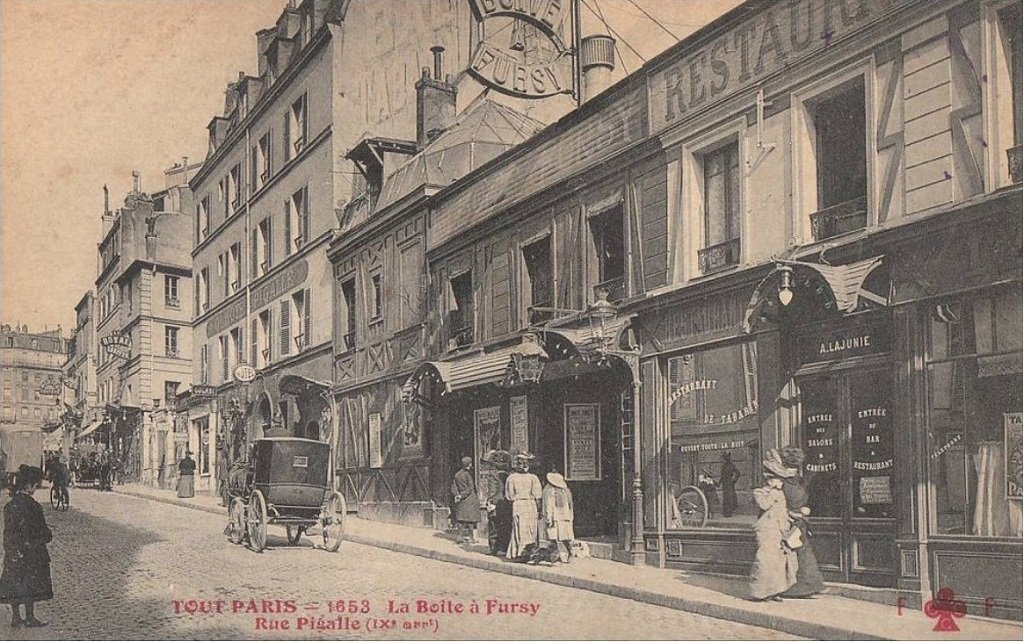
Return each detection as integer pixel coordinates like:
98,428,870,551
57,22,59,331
698,237,741,274
809,196,867,241
165,296,180,309
1008,145,1022,184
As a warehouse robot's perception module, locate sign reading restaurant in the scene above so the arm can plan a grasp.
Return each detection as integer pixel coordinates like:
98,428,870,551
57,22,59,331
647,0,914,135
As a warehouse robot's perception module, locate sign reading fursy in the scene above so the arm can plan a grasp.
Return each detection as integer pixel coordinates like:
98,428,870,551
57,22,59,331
467,0,573,99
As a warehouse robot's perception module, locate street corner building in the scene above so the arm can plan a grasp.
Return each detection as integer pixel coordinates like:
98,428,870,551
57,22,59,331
318,0,1024,621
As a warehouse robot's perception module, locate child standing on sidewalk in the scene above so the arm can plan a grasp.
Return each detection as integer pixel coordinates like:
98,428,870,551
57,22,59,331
542,471,575,564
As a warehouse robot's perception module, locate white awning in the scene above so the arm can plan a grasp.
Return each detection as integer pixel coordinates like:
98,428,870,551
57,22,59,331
76,419,105,440
403,337,547,402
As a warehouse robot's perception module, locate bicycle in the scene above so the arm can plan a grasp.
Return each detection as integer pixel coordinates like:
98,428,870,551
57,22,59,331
50,484,70,512
673,485,708,528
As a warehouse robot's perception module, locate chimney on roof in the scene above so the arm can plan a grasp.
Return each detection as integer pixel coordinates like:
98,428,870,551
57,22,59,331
416,46,457,149
580,34,616,103
102,184,115,236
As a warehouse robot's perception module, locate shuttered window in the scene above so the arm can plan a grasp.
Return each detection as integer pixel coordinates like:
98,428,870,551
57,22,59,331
279,299,291,356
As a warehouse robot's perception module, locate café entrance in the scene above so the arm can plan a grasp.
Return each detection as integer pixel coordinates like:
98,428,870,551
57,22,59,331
796,356,898,586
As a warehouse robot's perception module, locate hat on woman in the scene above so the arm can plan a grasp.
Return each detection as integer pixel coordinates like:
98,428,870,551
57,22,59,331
780,446,806,469
546,472,567,488
762,448,797,479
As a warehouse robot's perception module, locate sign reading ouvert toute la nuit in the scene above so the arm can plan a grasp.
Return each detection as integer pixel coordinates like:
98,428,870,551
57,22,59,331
467,0,574,99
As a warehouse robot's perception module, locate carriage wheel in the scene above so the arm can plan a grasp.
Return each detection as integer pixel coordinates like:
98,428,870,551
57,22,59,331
675,485,709,528
321,491,346,552
50,486,59,509
247,490,268,552
228,498,246,545
285,525,304,545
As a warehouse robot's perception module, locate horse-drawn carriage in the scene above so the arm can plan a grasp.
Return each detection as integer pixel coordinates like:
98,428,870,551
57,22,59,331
225,437,346,553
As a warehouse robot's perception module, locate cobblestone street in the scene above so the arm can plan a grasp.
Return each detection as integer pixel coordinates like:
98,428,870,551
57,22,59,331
1,488,796,640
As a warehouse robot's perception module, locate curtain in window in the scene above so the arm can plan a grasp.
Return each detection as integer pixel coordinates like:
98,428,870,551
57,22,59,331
972,441,1023,536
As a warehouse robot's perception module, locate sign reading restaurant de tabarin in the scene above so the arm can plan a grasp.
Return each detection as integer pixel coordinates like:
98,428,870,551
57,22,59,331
648,0,913,135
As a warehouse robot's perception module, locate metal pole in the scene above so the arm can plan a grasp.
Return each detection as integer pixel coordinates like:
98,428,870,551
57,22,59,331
628,355,645,566
573,0,583,107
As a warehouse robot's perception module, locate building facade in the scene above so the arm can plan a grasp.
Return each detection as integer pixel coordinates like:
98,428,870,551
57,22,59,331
91,167,195,487
1,325,66,430
184,0,484,497
326,0,1022,618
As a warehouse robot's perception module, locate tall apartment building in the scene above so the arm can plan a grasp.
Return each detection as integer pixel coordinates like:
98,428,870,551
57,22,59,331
183,0,482,495
91,165,196,486
1,325,66,430
61,292,103,448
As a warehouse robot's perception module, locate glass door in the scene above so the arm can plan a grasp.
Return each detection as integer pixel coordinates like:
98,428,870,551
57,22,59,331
798,368,897,586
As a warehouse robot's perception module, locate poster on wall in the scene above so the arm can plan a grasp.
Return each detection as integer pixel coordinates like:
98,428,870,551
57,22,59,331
1006,412,1022,499
400,403,425,459
510,395,529,453
474,406,502,504
858,476,893,505
564,403,601,481
368,412,383,469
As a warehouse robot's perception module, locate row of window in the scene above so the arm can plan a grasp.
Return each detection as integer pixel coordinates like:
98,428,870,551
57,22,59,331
196,186,310,316
0,405,57,422
197,93,308,246
2,386,50,401
197,288,312,384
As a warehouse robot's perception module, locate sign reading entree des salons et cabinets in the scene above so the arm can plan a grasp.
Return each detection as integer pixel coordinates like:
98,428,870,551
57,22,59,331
647,0,915,135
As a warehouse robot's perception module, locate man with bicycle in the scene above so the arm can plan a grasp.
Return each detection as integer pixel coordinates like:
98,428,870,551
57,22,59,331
48,457,70,509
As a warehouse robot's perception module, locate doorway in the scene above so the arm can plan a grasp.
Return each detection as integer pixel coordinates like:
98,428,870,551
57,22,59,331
797,367,898,586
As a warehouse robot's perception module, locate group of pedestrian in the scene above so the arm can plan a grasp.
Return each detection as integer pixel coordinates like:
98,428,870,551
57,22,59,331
1,465,54,628
750,446,824,601
451,450,576,565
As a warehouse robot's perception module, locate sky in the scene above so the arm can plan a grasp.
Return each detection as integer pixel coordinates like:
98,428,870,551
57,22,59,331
0,0,740,334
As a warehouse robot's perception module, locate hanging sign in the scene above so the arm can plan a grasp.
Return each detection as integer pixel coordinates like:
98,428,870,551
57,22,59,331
232,364,257,383
1006,413,1022,499
191,385,217,399
101,333,132,360
467,0,573,99
564,403,600,481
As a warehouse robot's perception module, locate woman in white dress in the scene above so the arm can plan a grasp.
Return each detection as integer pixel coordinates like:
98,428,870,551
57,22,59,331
505,452,542,561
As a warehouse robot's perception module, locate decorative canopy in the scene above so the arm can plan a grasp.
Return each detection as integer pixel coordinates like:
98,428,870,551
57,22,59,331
743,256,887,332
279,374,332,397
402,337,547,403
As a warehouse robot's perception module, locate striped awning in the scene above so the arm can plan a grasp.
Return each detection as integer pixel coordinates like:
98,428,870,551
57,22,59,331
402,338,547,402
76,419,106,440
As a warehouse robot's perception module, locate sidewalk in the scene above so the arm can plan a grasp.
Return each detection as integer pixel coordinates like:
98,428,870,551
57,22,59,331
115,483,1021,641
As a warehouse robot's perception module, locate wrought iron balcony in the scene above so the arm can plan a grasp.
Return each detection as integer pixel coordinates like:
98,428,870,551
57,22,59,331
1008,145,1022,184
809,196,867,241
165,296,180,309
697,237,741,274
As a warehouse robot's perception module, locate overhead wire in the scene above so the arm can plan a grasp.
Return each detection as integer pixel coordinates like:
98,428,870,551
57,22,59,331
581,0,647,64
620,0,681,41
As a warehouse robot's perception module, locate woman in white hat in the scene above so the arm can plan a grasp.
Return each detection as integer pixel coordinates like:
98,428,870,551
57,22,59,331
542,470,575,563
750,449,799,601
504,451,541,561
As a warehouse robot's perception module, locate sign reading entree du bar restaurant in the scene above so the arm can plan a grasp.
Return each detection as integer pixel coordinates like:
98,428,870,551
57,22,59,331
647,0,914,135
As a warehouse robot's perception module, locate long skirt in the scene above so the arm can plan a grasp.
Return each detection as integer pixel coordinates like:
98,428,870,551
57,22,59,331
0,549,53,604
176,473,195,498
506,499,539,560
750,534,798,599
783,523,825,597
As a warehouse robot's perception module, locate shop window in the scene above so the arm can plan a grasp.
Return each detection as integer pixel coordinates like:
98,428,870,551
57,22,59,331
164,275,179,308
285,186,309,254
808,77,868,241
589,206,625,301
666,341,760,528
340,278,357,351
927,288,1022,537
698,142,741,274
523,236,554,324
198,421,210,475
447,272,474,348
164,326,179,358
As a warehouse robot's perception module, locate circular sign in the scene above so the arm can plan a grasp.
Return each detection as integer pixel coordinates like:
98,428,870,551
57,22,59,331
233,364,257,383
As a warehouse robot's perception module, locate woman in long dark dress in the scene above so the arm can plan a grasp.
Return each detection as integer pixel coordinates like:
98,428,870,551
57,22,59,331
0,465,53,627
779,447,825,598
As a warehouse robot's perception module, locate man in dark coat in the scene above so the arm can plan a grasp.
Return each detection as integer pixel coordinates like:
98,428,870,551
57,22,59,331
450,456,480,545
1,465,53,627
480,450,512,556
719,452,741,518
